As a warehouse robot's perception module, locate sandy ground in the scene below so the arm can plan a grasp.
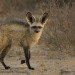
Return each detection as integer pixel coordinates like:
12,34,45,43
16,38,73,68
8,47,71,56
0,45,75,75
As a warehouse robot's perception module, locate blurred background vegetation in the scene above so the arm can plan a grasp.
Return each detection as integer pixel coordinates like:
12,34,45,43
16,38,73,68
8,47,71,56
0,0,75,56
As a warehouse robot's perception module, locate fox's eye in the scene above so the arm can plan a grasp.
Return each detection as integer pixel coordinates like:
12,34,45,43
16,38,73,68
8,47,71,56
32,26,42,29
32,26,37,29
38,26,42,29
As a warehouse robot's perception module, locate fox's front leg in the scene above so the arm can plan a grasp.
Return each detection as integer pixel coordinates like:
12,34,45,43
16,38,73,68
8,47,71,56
23,47,34,70
21,50,31,64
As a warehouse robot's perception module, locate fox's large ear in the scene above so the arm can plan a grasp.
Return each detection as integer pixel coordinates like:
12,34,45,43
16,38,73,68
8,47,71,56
26,12,35,24
40,13,48,25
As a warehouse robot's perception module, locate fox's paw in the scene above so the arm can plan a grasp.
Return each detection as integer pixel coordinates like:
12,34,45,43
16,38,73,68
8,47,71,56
29,67,35,70
21,60,25,64
5,66,10,69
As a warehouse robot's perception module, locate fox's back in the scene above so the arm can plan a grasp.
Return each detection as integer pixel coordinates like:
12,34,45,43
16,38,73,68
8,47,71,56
0,21,30,45
0,21,29,32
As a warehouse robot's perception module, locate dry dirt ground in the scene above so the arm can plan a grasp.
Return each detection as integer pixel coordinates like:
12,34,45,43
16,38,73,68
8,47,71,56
0,45,75,75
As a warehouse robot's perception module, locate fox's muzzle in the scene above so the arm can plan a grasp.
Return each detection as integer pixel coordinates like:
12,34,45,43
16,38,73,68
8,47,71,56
34,30,39,33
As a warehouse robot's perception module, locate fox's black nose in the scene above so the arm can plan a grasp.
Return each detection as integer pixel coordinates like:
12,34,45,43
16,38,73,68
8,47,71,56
34,30,39,33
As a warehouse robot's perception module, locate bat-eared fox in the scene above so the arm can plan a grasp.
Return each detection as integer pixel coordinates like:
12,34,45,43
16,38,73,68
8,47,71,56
0,12,48,70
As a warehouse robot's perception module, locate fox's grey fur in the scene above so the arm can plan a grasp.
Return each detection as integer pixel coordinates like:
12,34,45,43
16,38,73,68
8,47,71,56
0,12,48,70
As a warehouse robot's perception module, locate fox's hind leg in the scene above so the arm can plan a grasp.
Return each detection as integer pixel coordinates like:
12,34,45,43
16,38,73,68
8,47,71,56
0,44,11,69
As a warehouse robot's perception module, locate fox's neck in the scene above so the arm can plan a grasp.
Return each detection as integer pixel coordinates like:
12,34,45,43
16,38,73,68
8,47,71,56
31,28,43,39
25,29,43,47
33,32,41,41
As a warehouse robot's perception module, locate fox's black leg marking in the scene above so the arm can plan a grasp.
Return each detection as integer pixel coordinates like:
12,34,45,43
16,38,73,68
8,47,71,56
1,60,10,69
21,50,31,64
0,44,11,69
29,50,31,59
23,47,34,70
